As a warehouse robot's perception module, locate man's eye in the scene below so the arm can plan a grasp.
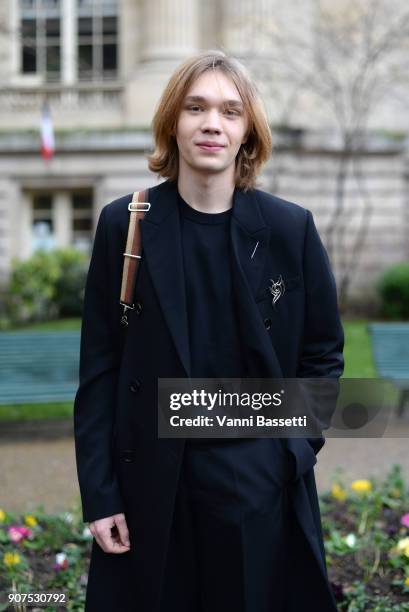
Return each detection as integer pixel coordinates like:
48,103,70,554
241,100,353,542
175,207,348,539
187,104,240,115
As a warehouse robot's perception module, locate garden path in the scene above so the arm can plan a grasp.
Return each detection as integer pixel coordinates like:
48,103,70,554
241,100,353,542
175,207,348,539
1,416,409,515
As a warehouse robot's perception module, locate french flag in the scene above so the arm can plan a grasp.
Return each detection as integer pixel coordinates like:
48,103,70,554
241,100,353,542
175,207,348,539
41,100,55,161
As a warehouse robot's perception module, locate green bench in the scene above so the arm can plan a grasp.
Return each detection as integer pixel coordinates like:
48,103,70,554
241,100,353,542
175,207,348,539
0,331,80,405
368,323,409,417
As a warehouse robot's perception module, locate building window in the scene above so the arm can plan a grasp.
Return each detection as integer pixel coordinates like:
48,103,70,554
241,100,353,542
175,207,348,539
20,0,61,82
78,0,118,81
71,192,93,252
32,193,56,252
18,0,118,84
33,193,53,232
29,190,93,256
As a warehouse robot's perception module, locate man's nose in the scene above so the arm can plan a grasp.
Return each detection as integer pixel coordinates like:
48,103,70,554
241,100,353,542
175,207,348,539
201,109,222,133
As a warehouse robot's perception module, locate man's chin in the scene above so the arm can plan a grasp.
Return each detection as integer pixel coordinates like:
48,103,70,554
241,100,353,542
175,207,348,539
189,160,232,175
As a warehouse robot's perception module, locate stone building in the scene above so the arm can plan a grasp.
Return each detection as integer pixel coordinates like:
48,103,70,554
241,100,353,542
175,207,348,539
0,0,408,304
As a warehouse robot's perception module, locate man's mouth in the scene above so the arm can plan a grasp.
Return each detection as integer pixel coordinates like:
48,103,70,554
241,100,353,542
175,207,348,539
196,143,225,152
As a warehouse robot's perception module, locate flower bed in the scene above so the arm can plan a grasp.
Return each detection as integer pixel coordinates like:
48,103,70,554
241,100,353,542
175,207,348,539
324,465,409,610
1,466,409,611
0,506,89,611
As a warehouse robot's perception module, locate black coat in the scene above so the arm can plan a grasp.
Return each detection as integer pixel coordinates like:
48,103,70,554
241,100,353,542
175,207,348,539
74,178,344,612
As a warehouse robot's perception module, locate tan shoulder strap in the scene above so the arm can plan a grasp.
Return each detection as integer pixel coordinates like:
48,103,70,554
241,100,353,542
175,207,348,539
120,189,150,327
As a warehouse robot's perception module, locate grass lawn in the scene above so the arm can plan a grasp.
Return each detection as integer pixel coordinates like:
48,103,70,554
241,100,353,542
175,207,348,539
0,317,378,421
5,317,81,332
342,318,376,378
0,403,73,421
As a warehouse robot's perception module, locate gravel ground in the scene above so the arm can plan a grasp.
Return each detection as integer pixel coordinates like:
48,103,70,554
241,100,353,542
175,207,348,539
1,418,408,517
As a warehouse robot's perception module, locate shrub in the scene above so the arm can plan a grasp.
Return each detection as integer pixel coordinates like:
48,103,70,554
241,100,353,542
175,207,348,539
53,250,89,317
5,248,89,326
377,263,409,320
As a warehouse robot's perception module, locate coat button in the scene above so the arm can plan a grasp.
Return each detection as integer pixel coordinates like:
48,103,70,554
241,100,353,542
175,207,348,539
129,379,141,393
121,450,134,463
135,302,142,315
264,318,272,330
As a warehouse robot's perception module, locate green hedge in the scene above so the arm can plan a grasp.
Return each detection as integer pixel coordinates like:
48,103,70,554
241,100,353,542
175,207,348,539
377,263,409,320
0,249,89,329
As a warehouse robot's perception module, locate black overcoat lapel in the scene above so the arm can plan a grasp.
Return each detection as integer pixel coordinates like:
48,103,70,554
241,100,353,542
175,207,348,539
140,181,191,377
140,179,284,380
229,187,283,378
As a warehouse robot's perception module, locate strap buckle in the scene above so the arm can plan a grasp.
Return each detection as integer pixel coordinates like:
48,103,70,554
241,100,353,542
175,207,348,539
128,202,151,212
120,302,134,327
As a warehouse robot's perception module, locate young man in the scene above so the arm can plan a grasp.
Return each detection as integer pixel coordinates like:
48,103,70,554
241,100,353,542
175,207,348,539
74,51,344,611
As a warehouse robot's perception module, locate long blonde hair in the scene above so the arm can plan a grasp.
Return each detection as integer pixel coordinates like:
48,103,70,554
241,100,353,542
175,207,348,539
147,50,272,191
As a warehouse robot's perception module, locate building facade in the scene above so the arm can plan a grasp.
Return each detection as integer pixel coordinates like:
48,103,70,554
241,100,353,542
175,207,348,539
0,0,408,303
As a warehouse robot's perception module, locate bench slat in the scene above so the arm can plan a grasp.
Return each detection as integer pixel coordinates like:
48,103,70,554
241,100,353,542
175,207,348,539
368,324,409,388
0,331,81,405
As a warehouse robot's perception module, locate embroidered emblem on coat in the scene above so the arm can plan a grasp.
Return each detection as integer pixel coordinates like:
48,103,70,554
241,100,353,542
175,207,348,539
268,275,286,305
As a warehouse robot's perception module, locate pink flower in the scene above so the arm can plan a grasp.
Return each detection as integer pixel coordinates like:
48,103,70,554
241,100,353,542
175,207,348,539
401,513,409,528
8,525,33,543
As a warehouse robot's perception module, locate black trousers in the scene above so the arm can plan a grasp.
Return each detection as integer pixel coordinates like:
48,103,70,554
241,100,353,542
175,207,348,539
159,438,292,612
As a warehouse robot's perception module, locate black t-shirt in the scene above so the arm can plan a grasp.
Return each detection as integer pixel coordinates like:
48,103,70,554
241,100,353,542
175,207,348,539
178,191,243,379
178,191,244,447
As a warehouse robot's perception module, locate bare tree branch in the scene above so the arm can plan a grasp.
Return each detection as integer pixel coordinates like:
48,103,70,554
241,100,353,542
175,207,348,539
251,0,409,306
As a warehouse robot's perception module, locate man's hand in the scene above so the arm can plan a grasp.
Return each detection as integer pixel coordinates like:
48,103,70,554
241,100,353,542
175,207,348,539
89,513,131,554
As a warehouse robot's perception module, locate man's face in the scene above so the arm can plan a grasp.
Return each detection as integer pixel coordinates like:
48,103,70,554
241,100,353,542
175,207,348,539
175,69,249,181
